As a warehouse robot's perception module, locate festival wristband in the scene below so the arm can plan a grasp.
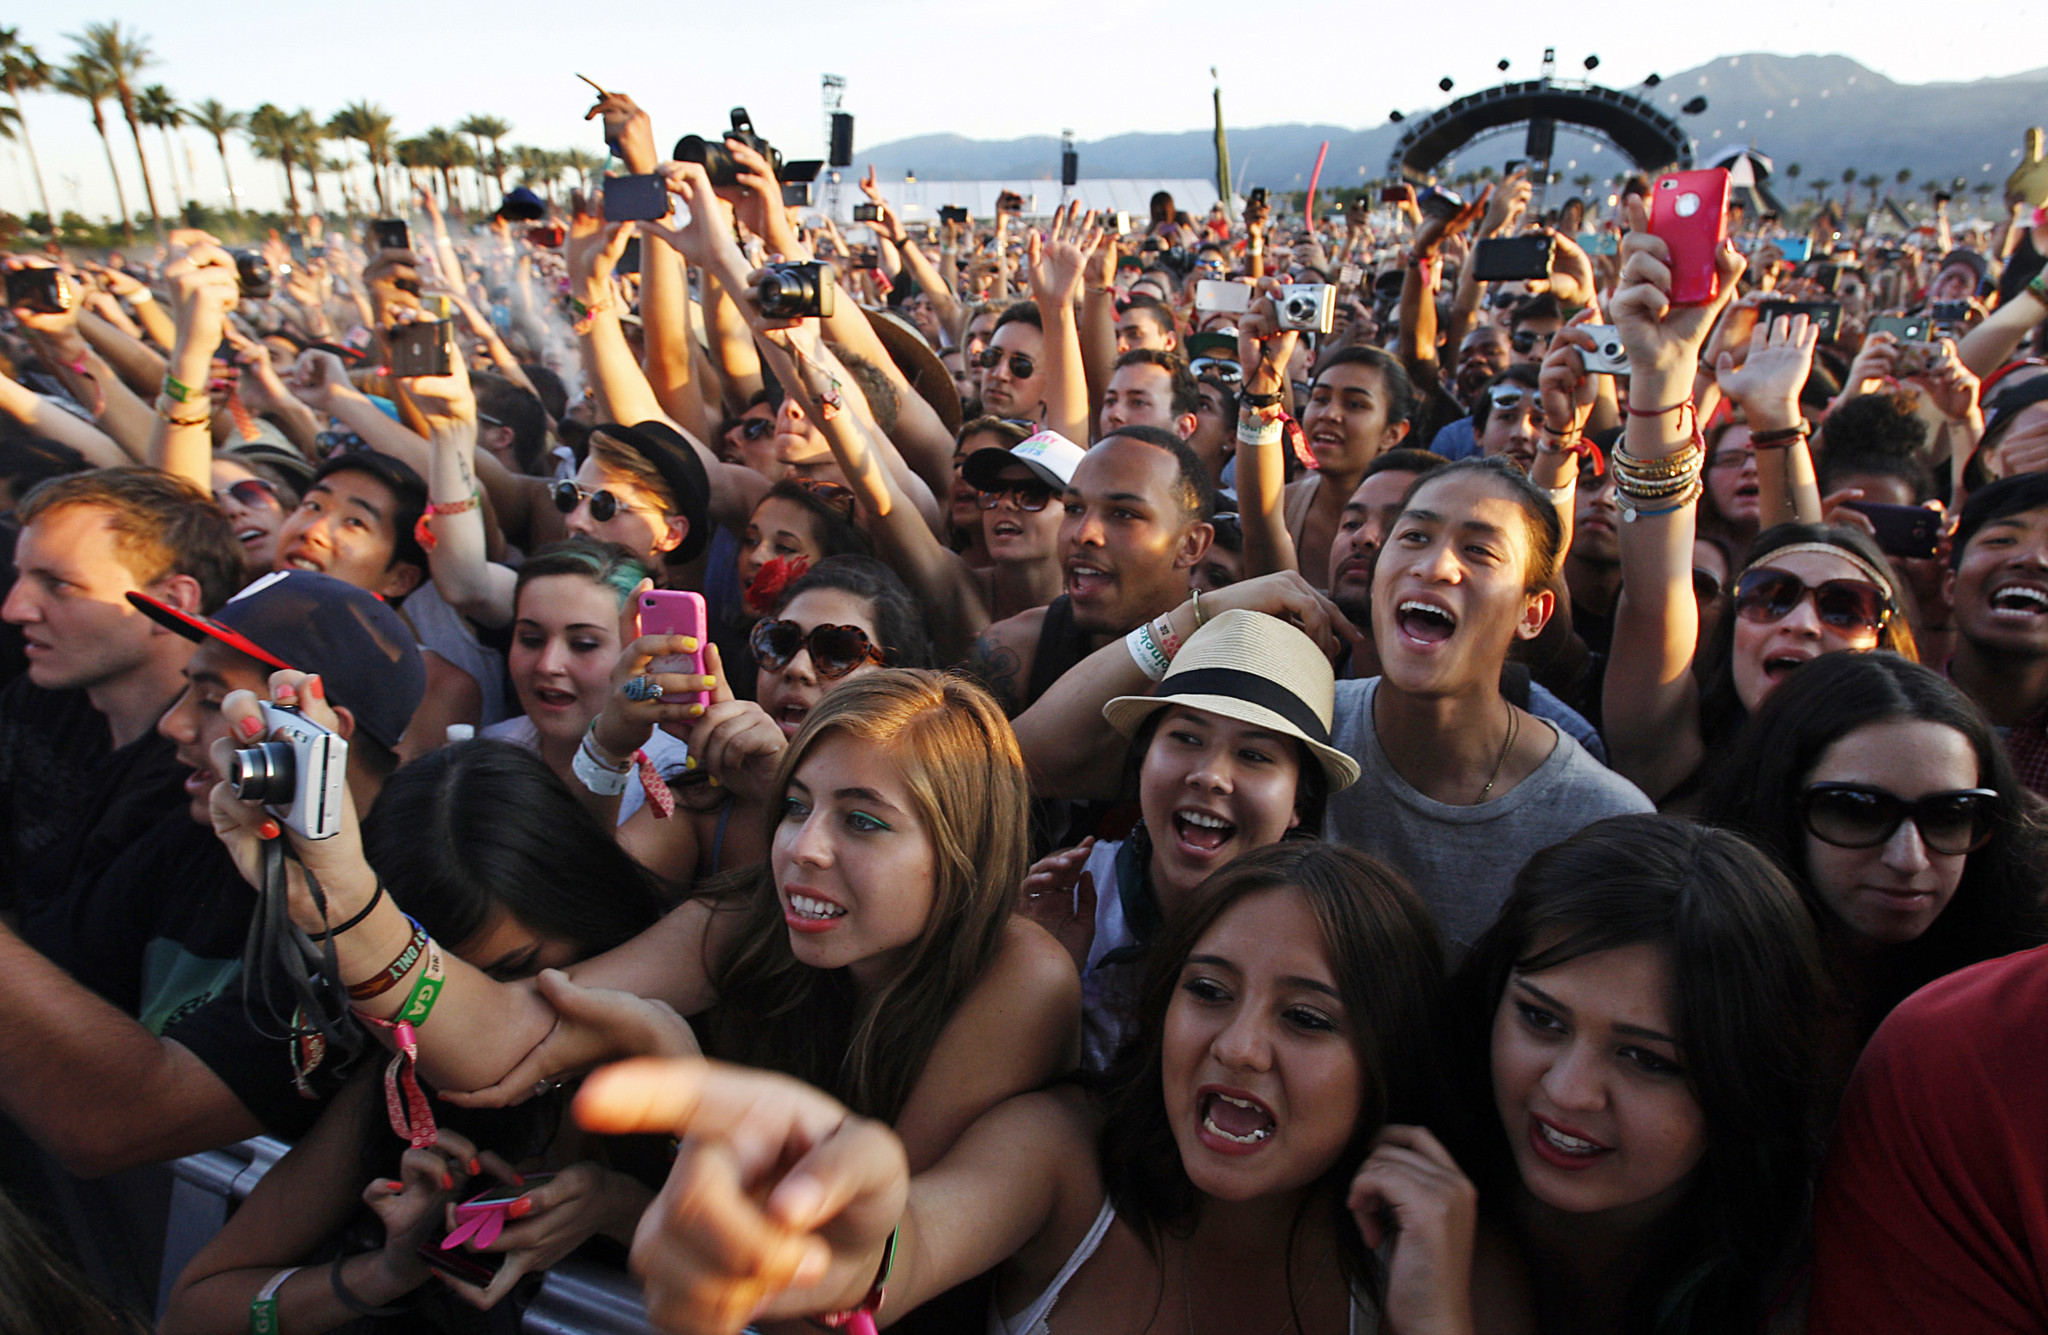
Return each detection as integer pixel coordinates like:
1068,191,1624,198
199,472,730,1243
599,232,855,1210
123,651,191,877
346,921,429,1001
413,492,481,553
249,1266,301,1334
1126,623,1171,681
819,1225,900,1335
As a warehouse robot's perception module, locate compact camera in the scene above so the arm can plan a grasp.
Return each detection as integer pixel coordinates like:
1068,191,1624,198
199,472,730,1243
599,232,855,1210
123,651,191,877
227,702,348,840
853,202,882,223
1275,283,1336,336
755,262,835,320
674,107,781,190
233,250,274,301
1576,325,1632,375
4,267,74,316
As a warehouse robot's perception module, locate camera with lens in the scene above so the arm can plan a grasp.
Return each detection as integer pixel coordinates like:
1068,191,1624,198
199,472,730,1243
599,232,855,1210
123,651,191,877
4,267,74,316
1275,283,1336,335
674,107,782,190
754,262,835,320
227,702,348,840
233,249,274,301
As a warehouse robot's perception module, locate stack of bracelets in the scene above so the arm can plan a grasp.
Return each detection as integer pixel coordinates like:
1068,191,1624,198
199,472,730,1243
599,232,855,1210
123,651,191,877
1611,398,1706,522
1237,392,1285,450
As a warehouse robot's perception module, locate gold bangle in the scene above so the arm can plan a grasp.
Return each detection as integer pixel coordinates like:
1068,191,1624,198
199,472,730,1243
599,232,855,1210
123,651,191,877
155,394,211,428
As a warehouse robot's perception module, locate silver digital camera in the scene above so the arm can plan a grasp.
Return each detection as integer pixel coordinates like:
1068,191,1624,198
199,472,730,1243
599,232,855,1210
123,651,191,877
1577,325,1632,375
1275,283,1337,335
227,702,348,840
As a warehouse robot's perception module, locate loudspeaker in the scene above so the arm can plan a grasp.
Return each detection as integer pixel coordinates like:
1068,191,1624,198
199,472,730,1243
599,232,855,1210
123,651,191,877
1524,118,1556,161
829,113,854,168
1061,147,1078,187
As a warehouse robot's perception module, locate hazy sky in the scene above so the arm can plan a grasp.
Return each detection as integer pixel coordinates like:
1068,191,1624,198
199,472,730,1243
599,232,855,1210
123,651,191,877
5,0,2038,219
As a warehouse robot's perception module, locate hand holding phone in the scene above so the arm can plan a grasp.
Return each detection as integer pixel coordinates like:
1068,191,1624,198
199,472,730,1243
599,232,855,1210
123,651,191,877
1647,169,1731,305
638,591,710,707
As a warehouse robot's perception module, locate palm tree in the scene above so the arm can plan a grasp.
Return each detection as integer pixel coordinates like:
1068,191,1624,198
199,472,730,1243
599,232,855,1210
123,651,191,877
410,127,474,213
188,98,244,216
53,55,131,241
1809,180,1829,208
71,21,161,236
136,83,182,209
288,110,326,216
1861,173,1881,212
0,28,55,230
562,147,605,197
1784,162,1802,184
456,114,511,199
328,100,395,213
1894,167,1912,200
247,102,306,223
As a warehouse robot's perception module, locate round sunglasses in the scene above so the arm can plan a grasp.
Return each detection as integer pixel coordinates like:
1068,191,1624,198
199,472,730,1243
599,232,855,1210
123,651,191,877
973,348,1037,380
1733,567,1890,635
733,417,773,442
1803,782,2000,856
749,618,887,679
551,480,661,523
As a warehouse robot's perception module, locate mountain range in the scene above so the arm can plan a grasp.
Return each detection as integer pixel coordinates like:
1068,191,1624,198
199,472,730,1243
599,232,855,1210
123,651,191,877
856,53,2048,202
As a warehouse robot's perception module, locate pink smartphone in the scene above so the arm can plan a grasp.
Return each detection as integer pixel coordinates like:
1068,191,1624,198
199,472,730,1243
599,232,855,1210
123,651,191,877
637,590,709,706
1647,169,1731,306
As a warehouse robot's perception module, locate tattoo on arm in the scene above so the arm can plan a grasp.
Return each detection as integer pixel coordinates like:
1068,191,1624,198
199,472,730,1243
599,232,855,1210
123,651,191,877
967,631,1025,717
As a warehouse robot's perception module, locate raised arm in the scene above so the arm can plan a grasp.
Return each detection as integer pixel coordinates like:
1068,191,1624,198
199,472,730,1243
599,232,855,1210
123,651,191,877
1028,204,1102,447
1233,284,1302,577
392,341,520,627
1603,198,1748,801
151,244,244,492
1718,314,1822,529
0,365,130,467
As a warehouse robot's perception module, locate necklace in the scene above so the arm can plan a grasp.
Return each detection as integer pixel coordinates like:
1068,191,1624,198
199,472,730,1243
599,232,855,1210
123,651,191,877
1477,701,1520,802
1178,1238,1334,1335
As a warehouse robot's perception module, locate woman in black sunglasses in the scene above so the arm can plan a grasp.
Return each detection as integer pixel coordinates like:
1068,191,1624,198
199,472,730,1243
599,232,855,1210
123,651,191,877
1607,310,1916,808
1704,651,2048,1086
753,556,935,740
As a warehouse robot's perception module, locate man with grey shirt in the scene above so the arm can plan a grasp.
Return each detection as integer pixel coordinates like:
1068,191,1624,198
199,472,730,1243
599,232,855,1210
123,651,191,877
1013,456,1647,957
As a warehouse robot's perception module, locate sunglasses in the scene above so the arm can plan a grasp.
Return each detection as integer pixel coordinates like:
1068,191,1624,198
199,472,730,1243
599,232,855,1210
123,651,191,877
749,618,887,679
1510,330,1544,353
973,349,1037,380
214,477,280,511
1733,567,1890,634
977,479,1056,511
784,475,858,518
552,480,660,523
1489,386,1532,411
1691,567,1724,601
734,417,774,442
1190,356,1243,385
1803,782,1999,856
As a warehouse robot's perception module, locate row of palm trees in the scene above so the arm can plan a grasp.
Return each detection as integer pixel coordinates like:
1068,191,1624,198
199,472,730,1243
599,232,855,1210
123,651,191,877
1,21,606,243
1416,162,2002,226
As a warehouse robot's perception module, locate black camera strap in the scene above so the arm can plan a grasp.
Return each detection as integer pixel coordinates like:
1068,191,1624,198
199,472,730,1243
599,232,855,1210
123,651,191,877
242,836,362,1096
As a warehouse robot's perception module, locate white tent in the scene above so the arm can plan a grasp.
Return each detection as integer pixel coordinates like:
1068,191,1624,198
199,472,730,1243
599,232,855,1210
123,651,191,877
804,178,1222,226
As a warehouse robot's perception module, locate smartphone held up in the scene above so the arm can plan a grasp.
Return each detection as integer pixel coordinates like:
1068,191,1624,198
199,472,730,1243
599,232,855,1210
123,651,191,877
1646,168,1730,305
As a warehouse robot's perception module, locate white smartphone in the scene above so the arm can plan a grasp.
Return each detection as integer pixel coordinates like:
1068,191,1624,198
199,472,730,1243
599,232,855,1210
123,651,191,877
1194,279,1253,314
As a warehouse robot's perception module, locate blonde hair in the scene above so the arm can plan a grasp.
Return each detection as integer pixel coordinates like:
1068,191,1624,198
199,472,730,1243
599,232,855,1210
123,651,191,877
587,430,678,516
706,669,1029,1120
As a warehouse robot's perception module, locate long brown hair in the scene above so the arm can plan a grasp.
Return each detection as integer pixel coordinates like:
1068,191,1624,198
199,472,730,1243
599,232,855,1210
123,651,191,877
702,669,1029,1121
1098,843,1448,1312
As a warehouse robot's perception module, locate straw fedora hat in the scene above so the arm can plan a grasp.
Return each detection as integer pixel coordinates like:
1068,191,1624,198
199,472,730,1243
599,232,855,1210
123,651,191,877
1103,609,1360,790
862,308,962,434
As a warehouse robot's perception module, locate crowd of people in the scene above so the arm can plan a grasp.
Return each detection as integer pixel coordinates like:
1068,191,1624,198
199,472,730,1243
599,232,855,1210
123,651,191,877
2,83,2048,1334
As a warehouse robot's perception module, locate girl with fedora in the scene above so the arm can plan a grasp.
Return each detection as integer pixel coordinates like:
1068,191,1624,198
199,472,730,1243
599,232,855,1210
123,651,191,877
1021,608,1359,1069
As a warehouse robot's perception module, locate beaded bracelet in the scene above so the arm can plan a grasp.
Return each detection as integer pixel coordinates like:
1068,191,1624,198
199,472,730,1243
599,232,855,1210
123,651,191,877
155,393,212,428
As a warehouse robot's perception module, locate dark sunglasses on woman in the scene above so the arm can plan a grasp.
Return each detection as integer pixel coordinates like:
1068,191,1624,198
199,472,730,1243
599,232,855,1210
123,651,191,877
749,618,888,679
734,418,773,442
1803,782,2000,856
974,349,1037,380
1734,567,1890,634
214,477,279,510
552,481,655,523
977,480,1056,512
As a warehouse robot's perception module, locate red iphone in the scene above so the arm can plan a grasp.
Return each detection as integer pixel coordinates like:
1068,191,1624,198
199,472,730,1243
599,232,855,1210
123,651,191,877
637,590,709,706
1648,169,1731,305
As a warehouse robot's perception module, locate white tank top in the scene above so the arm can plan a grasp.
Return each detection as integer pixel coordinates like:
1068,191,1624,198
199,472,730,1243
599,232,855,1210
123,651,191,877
989,1202,1380,1335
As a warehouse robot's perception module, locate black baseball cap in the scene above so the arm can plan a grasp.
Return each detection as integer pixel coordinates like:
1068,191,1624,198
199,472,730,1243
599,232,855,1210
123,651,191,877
128,570,425,751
